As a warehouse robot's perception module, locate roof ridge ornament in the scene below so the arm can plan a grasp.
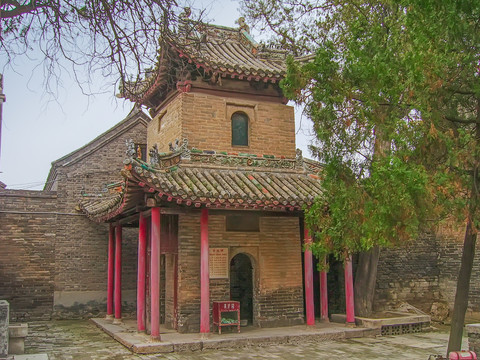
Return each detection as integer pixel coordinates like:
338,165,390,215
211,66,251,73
236,17,250,34
180,138,191,160
126,139,136,159
296,148,304,168
149,144,159,166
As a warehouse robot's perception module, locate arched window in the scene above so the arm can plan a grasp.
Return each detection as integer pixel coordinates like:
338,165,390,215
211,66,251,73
231,112,249,146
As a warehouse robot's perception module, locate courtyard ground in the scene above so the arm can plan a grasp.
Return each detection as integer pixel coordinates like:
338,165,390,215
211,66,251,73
18,319,471,360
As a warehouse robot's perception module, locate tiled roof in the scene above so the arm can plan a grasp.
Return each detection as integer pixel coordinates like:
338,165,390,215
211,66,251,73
80,145,323,222
120,21,289,103
171,23,287,81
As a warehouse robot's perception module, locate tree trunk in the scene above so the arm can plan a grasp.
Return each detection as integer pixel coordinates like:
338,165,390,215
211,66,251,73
354,246,380,317
447,219,477,355
353,118,388,318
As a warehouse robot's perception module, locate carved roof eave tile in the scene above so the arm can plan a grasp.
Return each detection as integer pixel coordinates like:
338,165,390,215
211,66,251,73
78,179,145,223
121,51,169,103
79,191,125,223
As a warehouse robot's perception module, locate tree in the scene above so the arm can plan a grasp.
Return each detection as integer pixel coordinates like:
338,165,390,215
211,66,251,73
242,0,480,352
243,0,434,316
0,0,199,94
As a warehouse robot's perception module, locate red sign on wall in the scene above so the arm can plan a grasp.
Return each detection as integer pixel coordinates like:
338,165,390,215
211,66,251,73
209,248,229,279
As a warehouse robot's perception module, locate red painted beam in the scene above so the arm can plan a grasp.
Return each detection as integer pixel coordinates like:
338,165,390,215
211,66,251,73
150,207,161,340
304,226,315,326
320,257,329,322
107,224,115,318
200,208,210,334
137,212,147,332
345,255,355,324
114,224,122,322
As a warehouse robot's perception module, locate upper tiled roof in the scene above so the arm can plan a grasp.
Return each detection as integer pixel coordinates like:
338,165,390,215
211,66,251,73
171,23,287,80
79,141,323,222
120,19,289,104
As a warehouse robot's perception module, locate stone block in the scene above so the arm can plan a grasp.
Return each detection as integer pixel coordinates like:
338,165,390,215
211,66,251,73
8,323,28,355
0,300,9,358
330,314,347,324
466,324,480,335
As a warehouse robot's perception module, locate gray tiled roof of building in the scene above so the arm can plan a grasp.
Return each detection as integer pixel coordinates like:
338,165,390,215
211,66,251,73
79,147,323,222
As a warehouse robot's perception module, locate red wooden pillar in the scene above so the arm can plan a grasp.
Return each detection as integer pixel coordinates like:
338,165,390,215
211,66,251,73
137,212,147,332
304,226,315,326
150,207,161,340
344,255,355,324
200,208,210,334
106,223,115,319
320,257,329,322
113,224,122,323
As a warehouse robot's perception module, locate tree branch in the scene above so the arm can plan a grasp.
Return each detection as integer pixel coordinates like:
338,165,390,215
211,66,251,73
445,115,479,124
0,0,43,19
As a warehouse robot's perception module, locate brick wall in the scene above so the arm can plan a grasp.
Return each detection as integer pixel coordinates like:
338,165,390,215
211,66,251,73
148,95,183,155
51,120,147,318
0,190,57,321
1,114,149,321
374,230,441,313
436,224,480,312
148,92,296,158
374,223,480,315
176,212,304,333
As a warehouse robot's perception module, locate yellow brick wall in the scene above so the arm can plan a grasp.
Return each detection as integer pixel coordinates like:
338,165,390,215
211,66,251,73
147,95,183,153
148,92,296,159
176,211,304,332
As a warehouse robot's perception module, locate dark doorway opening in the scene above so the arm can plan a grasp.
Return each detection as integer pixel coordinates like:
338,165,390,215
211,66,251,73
230,253,253,324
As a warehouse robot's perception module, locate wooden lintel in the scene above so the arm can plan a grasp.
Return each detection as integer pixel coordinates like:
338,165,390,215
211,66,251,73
117,213,141,226
207,209,302,217
146,197,157,207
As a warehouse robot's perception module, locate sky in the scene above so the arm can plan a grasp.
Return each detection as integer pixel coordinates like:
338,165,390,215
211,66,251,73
0,0,314,190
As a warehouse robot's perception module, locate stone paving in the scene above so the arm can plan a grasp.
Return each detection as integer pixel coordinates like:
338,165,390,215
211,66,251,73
24,320,468,360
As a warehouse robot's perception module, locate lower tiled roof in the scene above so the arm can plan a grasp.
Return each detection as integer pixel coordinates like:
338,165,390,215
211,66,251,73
80,149,323,222
130,162,322,208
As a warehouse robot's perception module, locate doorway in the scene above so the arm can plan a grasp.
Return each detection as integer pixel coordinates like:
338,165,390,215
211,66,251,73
230,253,253,324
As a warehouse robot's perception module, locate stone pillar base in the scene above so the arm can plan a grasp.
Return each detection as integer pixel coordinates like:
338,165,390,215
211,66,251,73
8,323,28,355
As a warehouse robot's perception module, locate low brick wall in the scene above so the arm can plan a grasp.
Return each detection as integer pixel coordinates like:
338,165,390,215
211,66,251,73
374,230,440,313
466,324,480,356
0,190,57,321
374,224,480,316
0,189,138,321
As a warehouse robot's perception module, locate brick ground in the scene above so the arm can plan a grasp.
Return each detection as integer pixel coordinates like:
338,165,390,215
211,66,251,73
24,320,468,359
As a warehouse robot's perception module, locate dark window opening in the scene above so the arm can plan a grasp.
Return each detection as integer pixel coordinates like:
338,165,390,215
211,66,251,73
231,112,249,146
226,215,259,232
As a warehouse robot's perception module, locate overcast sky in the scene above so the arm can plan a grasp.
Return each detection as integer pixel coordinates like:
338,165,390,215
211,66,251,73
0,0,314,190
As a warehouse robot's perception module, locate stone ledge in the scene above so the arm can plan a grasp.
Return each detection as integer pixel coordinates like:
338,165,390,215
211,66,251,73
8,323,28,355
466,324,480,335
91,317,379,354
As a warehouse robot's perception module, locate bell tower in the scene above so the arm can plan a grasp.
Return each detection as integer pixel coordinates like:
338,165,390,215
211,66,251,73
121,17,296,159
